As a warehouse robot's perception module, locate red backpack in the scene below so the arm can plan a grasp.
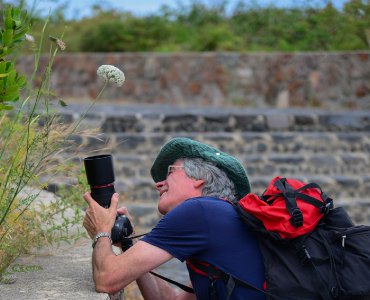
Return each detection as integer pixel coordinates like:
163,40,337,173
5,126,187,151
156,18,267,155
238,176,333,239
186,177,370,300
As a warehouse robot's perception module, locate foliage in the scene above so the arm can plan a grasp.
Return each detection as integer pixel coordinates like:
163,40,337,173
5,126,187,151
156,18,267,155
0,4,30,58
0,5,29,110
26,0,370,52
79,12,172,52
0,3,117,278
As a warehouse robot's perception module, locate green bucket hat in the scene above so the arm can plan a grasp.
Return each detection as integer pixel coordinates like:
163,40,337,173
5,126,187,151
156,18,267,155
150,137,251,200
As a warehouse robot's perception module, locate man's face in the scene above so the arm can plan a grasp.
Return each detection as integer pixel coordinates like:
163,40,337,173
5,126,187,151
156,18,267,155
155,159,203,215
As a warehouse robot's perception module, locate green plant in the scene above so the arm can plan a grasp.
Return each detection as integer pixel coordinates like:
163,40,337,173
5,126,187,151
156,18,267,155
0,5,30,59
0,5,29,110
0,3,124,279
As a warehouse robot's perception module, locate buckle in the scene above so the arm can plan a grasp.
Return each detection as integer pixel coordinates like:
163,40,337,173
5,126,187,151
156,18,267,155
290,208,303,227
320,195,334,214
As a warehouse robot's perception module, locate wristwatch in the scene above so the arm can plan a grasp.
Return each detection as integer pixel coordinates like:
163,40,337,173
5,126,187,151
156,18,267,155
92,232,112,248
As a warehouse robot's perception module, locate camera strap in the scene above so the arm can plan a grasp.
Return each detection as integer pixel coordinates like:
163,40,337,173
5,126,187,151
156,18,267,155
149,271,195,293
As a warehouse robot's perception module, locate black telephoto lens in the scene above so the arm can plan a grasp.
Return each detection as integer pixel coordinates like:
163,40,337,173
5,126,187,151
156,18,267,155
84,154,115,208
84,154,133,244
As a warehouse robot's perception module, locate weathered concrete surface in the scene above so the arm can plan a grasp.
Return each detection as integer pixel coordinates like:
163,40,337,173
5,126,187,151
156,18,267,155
1,235,188,300
1,188,188,300
1,239,108,300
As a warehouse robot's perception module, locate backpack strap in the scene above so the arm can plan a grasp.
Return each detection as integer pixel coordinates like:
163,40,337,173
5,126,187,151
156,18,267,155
295,182,333,214
187,258,300,300
263,180,333,212
273,179,304,227
264,179,333,228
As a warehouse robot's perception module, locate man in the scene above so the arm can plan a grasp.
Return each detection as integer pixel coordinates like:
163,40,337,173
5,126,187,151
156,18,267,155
83,137,265,299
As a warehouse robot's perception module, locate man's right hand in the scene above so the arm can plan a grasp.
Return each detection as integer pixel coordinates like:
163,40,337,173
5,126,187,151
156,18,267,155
83,192,119,239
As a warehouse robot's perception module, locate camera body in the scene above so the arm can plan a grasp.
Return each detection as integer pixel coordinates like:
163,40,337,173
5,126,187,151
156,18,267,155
84,154,133,244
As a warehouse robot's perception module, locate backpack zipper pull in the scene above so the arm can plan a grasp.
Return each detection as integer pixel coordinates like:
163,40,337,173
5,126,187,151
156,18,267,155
342,235,347,248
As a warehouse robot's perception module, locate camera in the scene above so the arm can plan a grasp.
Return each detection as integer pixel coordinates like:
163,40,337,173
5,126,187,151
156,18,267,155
84,154,133,246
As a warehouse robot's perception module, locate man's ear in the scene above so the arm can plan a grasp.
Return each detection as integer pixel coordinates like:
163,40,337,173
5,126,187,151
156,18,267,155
193,179,205,189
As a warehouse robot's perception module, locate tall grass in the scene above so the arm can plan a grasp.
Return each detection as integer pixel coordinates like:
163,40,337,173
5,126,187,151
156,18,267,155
0,3,119,278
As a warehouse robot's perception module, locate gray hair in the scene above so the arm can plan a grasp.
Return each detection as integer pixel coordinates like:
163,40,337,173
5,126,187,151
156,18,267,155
181,157,237,202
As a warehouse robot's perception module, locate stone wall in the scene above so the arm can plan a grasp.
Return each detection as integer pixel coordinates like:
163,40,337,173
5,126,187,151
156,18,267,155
55,104,370,227
18,52,370,110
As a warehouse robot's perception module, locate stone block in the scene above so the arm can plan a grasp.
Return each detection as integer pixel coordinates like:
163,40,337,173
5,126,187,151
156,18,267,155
266,114,293,130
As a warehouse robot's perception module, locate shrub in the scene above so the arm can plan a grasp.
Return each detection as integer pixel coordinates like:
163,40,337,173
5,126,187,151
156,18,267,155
28,0,370,52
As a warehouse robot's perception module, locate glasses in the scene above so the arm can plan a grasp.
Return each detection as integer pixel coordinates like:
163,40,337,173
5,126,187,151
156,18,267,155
167,165,184,177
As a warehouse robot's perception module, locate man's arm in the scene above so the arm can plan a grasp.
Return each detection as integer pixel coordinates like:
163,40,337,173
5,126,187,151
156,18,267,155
92,239,194,299
83,193,194,298
91,235,169,294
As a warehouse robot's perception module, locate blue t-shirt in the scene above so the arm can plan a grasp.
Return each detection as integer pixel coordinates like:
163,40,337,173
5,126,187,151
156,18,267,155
142,196,265,300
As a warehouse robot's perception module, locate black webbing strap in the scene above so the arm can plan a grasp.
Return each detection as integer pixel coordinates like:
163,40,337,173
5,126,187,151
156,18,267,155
270,179,334,227
296,182,334,214
274,179,304,227
149,271,195,294
262,191,326,209
263,180,333,213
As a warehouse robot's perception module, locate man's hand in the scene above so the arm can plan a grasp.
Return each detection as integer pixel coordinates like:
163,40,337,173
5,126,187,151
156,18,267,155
83,192,119,239
117,206,135,229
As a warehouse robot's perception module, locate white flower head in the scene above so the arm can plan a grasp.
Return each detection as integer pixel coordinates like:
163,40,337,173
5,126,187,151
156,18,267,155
97,65,125,87
25,34,35,42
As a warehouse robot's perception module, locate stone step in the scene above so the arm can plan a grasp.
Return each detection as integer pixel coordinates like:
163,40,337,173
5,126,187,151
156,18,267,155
69,131,370,156
53,105,370,228
244,153,370,177
60,104,370,133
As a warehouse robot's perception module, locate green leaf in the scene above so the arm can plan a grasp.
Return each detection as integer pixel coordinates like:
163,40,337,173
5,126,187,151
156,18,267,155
0,47,9,59
0,61,8,73
7,70,16,85
4,61,13,71
1,90,19,102
0,73,9,78
13,25,30,40
4,84,19,95
59,100,68,107
14,20,21,28
2,29,13,46
12,8,21,20
0,103,14,111
4,17,13,30
17,74,27,88
4,7,12,19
